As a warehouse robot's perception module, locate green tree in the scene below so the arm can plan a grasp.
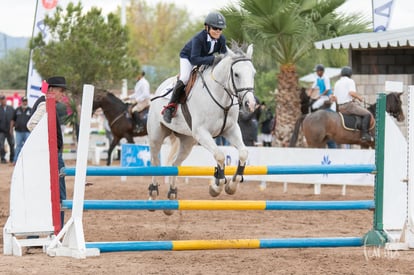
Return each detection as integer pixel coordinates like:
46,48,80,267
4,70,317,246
30,2,139,99
126,0,201,88
0,48,29,89
222,0,369,146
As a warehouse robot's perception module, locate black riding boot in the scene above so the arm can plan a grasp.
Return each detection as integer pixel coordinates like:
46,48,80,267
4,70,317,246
133,111,143,133
162,80,186,123
361,114,373,142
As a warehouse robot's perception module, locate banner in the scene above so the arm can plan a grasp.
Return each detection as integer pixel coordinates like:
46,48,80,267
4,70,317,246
372,0,395,32
26,0,59,107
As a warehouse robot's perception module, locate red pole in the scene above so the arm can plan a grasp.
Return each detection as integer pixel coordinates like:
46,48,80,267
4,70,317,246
45,81,61,234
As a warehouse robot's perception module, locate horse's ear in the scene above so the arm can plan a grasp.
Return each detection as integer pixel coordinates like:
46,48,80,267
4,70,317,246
246,44,253,59
226,46,236,58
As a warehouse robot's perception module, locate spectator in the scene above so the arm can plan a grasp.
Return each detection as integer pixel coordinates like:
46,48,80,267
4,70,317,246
0,95,15,163
215,136,230,146
259,102,274,147
11,96,31,165
27,76,67,229
238,97,261,146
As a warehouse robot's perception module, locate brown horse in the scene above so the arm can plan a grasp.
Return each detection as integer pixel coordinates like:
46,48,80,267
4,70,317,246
289,92,405,148
93,90,148,165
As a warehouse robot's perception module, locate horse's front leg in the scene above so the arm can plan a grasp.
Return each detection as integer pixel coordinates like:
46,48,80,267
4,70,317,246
106,137,120,166
224,129,249,195
209,150,227,197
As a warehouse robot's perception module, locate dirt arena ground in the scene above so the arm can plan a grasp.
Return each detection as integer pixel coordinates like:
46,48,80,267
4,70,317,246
1,159,414,274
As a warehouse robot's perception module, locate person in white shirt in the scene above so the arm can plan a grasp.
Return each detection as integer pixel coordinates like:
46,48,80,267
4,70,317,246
311,64,335,111
127,71,150,132
333,66,373,142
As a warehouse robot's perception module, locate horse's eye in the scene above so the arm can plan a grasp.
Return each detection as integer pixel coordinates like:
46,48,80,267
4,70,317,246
234,73,239,78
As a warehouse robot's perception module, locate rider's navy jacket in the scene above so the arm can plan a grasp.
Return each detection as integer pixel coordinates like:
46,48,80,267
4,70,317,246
180,30,227,66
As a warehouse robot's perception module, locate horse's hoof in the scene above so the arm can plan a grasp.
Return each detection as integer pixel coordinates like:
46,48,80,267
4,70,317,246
225,181,238,195
147,197,156,212
209,178,224,197
163,210,174,216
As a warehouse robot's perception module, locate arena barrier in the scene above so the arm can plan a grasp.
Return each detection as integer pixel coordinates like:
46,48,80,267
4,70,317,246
3,85,411,258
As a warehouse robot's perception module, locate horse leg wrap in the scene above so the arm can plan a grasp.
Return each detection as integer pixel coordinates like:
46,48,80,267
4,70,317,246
148,183,159,196
214,165,225,185
232,162,245,183
168,187,178,199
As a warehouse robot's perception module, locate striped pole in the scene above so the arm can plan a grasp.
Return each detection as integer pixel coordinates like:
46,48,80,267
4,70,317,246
64,164,375,177
86,237,363,252
62,199,375,211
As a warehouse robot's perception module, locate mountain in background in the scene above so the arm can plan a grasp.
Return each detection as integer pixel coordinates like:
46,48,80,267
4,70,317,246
0,32,30,58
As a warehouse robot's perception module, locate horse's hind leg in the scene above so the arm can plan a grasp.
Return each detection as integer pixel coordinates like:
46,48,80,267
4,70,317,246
163,135,196,215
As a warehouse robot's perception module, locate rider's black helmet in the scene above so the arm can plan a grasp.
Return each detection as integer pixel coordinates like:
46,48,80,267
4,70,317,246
205,12,227,29
341,66,353,77
314,64,325,72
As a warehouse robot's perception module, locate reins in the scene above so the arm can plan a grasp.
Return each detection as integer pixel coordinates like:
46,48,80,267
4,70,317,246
202,57,254,136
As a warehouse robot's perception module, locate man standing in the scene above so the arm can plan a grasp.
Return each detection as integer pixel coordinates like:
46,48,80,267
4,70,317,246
0,95,15,163
127,71,150,132
11,96,31,164
27,76,67,228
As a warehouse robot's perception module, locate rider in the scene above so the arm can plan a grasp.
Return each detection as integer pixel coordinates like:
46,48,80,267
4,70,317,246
162,11,228,123
311,64,336,148
333,66,373,142
127,71,150,132
311,64,335,111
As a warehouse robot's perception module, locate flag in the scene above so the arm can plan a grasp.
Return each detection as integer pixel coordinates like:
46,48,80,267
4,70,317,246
26,0,59,107
372,0,395,32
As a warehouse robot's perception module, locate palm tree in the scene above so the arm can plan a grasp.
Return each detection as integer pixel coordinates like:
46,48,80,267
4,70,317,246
222,0,369,146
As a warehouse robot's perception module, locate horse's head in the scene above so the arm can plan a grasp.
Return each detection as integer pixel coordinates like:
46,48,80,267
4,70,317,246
92,89,108,113
386,92,405,122
214,44,256,113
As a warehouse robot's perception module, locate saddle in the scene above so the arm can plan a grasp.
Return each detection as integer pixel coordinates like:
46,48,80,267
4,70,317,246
182,66,203,101
338,113,375,131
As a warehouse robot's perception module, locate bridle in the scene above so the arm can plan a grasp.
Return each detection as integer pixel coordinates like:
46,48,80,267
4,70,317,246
198,57,255,136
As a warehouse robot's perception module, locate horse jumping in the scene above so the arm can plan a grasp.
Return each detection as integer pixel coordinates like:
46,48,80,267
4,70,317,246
147,44,256,212
289,92,404,148
93,90,148,165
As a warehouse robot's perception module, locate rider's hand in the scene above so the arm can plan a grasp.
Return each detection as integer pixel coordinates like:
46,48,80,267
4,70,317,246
212,54,224,66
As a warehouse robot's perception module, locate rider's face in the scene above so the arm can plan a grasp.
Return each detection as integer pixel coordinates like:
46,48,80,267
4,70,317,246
209,27,222,40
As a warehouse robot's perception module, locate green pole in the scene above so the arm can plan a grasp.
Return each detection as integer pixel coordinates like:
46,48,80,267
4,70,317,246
364,93,387,246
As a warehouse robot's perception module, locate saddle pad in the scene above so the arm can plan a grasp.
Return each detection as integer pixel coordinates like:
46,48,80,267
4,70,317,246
338,113,361,131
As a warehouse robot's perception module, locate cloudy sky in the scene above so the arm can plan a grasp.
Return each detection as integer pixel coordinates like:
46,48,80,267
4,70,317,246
0,0,412,37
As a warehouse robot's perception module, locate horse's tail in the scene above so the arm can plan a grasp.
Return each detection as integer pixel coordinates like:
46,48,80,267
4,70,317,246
289,114,307,147
166,133,179,165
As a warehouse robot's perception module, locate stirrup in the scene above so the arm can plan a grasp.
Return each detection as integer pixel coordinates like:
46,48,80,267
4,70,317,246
361,133,373,142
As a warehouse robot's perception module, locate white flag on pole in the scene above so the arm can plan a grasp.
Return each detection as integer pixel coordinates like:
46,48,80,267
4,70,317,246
372,0,395,32
27,0,59,107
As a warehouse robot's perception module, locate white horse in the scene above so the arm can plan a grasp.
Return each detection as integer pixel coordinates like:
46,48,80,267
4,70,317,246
147,44,256,209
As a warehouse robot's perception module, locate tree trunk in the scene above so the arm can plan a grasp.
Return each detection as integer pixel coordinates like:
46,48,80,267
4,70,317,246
273,64,302,147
